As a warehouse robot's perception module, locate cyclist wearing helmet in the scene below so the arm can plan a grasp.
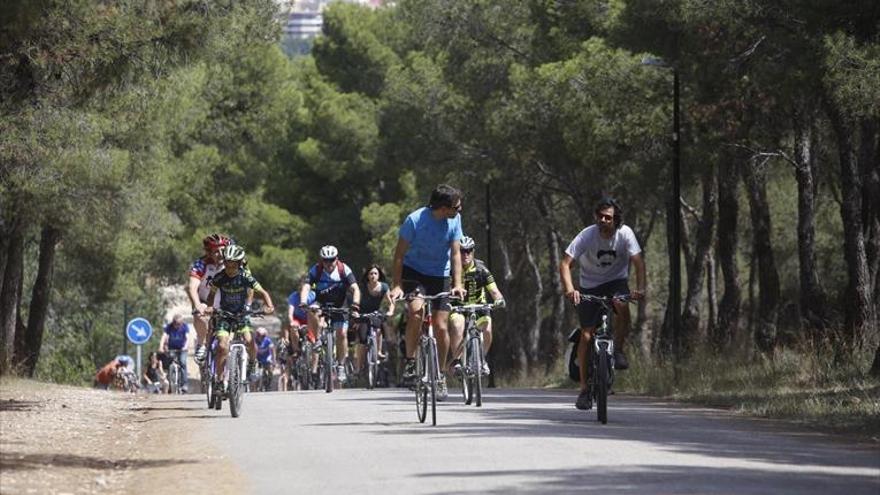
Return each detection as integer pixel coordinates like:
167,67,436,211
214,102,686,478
388,184,467,402
204,244,275,384
559,197,646,411
188,233,231,363
299,245,361,382
448,236,505,377
254,327,275,385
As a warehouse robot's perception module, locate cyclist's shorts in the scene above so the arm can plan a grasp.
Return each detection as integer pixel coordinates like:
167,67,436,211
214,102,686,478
292,316,308,328
298,326,317,344
449,312,491,329
214,318,253,338
402,265,451,311
577,278,629,328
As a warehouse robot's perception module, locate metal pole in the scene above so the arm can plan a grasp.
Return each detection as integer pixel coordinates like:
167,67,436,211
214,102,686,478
123,301,129,356
136,344,142,385
671,68,682,361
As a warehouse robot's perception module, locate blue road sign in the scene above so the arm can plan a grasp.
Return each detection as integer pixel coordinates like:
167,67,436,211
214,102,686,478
126,317,153,345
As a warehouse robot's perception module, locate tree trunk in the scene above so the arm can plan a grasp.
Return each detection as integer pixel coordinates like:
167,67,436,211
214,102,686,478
538,221,566,371
706,248,718,339
793,112,828,335
19,226,61,377
0,218,25,375
681,163,717,354
658,195,678,358
827,107,874,347
715,154,741,350
859,118,879,310
742,156,781,354
522,233,542,370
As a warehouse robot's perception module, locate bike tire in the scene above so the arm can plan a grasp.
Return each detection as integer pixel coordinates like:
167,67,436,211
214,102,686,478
325,331,334,393
229,348,244,418
429,339,438,426
474,339,484,408
415,345,427,423
168,364,179,395
596,348,609,424
461,338,471,405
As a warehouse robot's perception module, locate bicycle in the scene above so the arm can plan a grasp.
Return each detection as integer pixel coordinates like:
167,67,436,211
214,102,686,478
206,307,266,418
307,304,350,393
351,311,386,390
451,302,498,407
578,294,631,424
165,349,187,394
399,291,450,426
256,360,273,392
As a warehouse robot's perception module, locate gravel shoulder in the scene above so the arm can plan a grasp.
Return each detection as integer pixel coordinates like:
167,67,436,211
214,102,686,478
0,378,244,495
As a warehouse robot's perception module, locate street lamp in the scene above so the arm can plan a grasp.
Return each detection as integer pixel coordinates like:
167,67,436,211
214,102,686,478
641,56,681,360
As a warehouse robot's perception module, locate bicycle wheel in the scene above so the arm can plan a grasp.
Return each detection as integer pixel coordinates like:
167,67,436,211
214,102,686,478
367,336,377,390
229,348,244,418
595,347,609,424
461,338,471,405
428,339,438,426
169,363,180,394
324,331,335,393
415,345,427,423
473,338,484,407
203,359,215,408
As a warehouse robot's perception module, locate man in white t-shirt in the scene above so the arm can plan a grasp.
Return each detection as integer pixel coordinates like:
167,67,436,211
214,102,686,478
559,198,646,410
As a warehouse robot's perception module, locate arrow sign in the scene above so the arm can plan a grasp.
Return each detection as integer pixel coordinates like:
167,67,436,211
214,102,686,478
126,317,153,345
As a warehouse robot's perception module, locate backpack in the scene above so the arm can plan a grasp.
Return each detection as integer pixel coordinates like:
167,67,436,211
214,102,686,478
314,260,345,282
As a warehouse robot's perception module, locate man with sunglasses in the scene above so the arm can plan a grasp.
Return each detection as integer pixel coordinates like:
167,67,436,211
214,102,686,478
560,197,646,411
389,184,467,401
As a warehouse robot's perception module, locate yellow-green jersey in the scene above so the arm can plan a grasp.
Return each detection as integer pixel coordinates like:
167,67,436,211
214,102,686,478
459,259,498,305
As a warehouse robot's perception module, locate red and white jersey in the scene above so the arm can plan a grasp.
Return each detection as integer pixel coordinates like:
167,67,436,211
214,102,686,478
189,256,223,307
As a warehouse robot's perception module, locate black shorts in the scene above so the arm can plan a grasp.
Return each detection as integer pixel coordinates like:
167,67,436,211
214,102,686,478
577,278,630,328
401,265,452,311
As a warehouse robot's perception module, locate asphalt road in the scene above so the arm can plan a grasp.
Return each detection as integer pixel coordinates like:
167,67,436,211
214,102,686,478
154,388,879,495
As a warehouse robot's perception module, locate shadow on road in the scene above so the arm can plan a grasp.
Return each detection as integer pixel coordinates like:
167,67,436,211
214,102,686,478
0,399,43,412
0,451,195,472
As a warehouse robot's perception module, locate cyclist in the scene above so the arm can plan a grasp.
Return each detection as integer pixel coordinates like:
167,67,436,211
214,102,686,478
159,314,191,393
351,264,394,375
388,184,467,401
204,244,275,388
300,245,361,383
287,277,316,360
559,197,646,410
188,233,231,364
94,355,132,390
276,323,293,391
448,236,505,377
143,351,169,394
254,327,275,389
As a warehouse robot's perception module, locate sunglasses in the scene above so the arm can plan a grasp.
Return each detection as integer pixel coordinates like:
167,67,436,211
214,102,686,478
461,249,474,254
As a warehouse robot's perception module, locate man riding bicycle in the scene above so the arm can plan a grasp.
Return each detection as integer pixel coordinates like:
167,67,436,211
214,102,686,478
287,278,316,358
388,184,467,401
448,236,505,377
188,233,231,364
299,245,361,383
559,197,646,410
254,327,275,388
204,244,275,387
159,314,191,393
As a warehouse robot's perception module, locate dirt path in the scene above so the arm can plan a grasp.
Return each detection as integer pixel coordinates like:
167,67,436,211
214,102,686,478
0,378,244,495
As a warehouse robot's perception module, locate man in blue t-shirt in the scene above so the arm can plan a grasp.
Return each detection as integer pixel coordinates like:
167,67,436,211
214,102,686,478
286,285,316,355
159,314,191,392
388,184,466,401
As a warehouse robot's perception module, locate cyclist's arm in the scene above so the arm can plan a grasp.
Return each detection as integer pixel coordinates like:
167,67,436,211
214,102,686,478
256,287,275,313
299,282,312,308
390,237,409,297
187,276,203,309
158,332,169,353
559,253,580,304
450,240,463,292
349,282,361,307
287,305,295,325
630,252,647,299
205,286,218,312
487,284,504,305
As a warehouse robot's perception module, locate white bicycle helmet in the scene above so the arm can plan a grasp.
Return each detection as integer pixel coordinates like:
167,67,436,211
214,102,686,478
224,244,246,262
460,236,476,250
319,245,338,260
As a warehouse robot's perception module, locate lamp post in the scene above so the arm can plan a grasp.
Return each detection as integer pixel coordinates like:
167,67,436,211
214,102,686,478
642,57,682,360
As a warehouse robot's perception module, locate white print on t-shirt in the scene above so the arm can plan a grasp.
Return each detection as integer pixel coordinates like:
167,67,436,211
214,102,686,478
564,225,642,289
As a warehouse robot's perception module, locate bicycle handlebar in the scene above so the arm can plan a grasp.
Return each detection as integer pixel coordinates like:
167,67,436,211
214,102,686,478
578,294,633,309
453,303,498,314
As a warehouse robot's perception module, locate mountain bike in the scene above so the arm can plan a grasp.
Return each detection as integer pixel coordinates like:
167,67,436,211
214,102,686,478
256,360,273,392
165,349,186,394
579,294,631,424
307,304,350,393
206,307,265,418
451,303,498,407
401,291,449,426
352,311,386,390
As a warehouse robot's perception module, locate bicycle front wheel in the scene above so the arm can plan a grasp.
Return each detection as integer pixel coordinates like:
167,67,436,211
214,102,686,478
325,332,335,393
428,339,438,426
229,348,244,418
473,338,484,407
415,345,427,423
169,364,180,394
367,337,378,390
595,348,610,424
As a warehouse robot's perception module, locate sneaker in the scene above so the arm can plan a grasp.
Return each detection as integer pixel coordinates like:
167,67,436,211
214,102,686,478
437,374,448,402
194,344,207,364
403,358,416,379
480,361,490,376
614,350,629,370
451,359,463,376
575,389,592,410
337,365,347,383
